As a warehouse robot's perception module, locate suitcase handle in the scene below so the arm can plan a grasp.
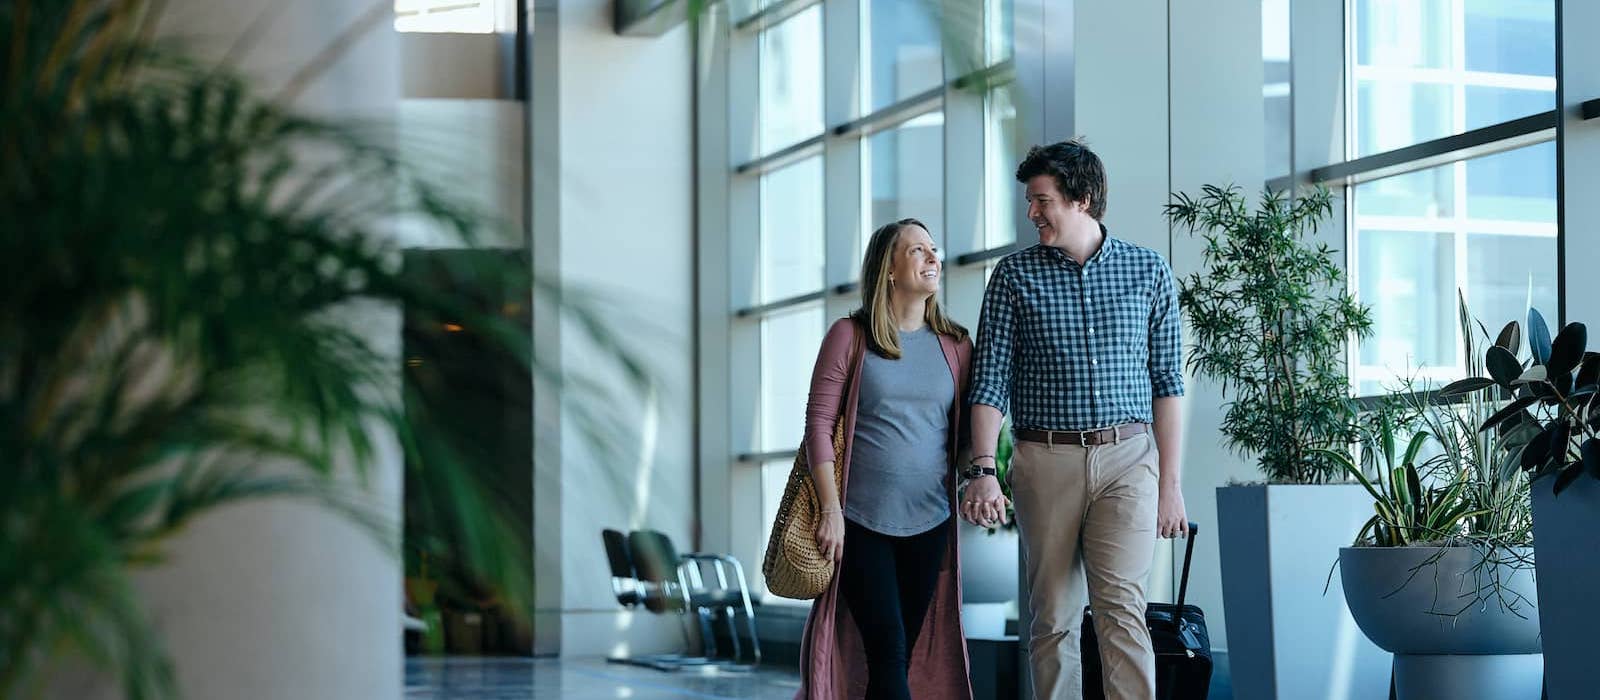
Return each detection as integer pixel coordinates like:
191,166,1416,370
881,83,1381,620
1173,521,1198,631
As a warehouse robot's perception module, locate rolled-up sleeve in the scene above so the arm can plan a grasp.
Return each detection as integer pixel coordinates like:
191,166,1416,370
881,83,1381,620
968,261,1018,413
803,319,857,465
1148,258,1185,398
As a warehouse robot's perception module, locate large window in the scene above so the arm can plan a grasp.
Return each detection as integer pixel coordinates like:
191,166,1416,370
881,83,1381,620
1351,0,1555,157
863,114,946,258
863,0,944,112
1347,0,1556,395
723,0,1014,601
985,83,1019,249
760,158,825,302
759,6,824,154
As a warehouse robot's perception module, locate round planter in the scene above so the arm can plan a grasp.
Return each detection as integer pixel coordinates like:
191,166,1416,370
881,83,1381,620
959,522,1019,639
1340,545,1541,700
959,521,1019,604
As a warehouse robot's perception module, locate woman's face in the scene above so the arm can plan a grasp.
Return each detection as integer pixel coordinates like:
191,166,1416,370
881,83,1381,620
889,224,941,297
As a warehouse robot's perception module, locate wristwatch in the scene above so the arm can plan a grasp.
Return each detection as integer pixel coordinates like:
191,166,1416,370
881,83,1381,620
963,464,998,480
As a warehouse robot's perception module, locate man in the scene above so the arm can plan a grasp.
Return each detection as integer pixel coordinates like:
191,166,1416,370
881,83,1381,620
959,139,1187,700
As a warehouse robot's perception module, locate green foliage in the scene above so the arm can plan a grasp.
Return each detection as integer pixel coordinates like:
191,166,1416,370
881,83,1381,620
1443,306,1600,497
0,3,648,697
1166,185,1373,484
1318,413,1485,547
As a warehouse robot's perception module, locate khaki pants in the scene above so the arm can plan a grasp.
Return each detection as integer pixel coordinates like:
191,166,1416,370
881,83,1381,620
1010,432,1159,700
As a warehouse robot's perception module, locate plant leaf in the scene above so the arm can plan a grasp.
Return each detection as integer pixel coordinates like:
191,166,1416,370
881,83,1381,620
1512,365,1548,385
1481,396,1539,432
1577,352,1600,391
1487,346,1524,386
1438,377,1496,397
1495,321,1521,354
1549,322,1588,378
1521,423,1556,472
1529,308,1554,366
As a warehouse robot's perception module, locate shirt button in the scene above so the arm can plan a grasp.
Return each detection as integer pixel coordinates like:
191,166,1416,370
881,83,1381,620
1095,391,1102,397
1088,327,1095,335
1091,359,1098,365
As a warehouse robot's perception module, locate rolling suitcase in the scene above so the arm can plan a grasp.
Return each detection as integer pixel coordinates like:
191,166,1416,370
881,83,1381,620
1081,521,1212,699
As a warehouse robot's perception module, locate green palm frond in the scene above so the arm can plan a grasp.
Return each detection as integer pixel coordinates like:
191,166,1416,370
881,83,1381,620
2,2,653,697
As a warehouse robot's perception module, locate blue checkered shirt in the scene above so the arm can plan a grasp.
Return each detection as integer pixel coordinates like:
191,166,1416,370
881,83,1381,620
969,232,1185,430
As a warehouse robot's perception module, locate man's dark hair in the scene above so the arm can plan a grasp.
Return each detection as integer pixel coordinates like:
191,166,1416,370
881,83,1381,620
1015,138,1107,220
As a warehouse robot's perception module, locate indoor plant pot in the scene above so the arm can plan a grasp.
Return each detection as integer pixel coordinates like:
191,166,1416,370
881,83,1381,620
1170,185,1384,699
1340,546,1541,700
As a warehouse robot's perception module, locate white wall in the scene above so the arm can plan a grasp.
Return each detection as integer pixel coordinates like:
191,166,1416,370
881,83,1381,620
536,0,698,659
1019,0,1263,656
1164,0,1265,656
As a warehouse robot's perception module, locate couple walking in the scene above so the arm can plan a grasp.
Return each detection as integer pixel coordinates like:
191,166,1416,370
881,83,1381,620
792,139,1189,700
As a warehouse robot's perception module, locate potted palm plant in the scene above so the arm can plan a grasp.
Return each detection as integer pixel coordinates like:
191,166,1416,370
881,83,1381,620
0,3,647,697
1439,306,1598,700
1164,184,1388,699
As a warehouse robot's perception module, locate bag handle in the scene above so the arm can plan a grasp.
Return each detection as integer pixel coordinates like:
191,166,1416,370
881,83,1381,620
1173,521,1199,629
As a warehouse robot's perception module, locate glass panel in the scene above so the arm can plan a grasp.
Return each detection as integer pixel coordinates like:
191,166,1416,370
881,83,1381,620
761,304,824,451
1464,0,1555,76
1354,229,1457,381
1263,0,1292,179
1352,143,1557,396
863,113,946,261
863,0,943,114
760,157,825,302
985,85,1019,249
1351,0,1554,158
1355,81,1452,157
1355,166,1454,219
1465,141,1556,222
1353,0,1452,70
1466,233,1558,336
760,5,824,154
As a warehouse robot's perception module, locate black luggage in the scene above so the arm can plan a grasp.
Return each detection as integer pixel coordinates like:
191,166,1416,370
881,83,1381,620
1081,521,1213,699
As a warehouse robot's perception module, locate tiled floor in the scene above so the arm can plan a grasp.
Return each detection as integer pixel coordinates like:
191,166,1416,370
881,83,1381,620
404,657,801,700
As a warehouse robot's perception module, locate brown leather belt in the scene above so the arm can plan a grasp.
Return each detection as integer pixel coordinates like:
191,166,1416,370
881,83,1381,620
1014,423,1150,446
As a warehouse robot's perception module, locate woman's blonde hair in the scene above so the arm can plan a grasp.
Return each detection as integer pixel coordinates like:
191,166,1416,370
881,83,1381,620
851,218,968,359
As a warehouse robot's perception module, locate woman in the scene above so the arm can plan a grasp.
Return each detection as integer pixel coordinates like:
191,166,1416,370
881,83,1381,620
795,219,976,700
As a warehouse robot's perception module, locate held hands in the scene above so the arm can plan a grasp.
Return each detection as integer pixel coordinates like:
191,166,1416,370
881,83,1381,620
814,506,846,563
960,476,1010,529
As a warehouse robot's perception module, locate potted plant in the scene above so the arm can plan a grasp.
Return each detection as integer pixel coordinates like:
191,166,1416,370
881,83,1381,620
959,418,1020,637
1164,184,1388,699
0,3,647,696
1440,306,1598,699
1321,297,1544,700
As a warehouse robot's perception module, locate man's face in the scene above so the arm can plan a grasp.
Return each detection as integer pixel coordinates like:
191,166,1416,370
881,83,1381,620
1024,174,1092,247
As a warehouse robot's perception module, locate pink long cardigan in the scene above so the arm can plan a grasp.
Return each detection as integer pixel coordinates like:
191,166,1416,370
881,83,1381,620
794,317,975,700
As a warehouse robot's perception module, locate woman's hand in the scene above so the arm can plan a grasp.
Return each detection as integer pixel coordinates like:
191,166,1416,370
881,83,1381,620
815,508,846,563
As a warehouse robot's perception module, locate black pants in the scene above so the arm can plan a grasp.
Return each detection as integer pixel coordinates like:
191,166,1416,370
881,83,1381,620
839,517,951,700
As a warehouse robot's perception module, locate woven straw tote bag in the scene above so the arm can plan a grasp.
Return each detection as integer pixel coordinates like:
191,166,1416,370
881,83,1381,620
761,324,862,600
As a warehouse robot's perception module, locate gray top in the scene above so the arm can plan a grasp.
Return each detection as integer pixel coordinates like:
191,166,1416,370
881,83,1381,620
845,326,955,536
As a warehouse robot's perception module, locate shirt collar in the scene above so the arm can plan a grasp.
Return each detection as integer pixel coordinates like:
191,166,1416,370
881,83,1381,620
1042,223,1117,267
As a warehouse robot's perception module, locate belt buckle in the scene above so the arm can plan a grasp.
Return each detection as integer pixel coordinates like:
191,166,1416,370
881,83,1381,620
1078,430,1089,447
1114,425,1123,445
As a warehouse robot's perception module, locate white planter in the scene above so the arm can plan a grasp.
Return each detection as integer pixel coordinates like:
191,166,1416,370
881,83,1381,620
959,521,1020,605
959,521,1020,640
1216,484,1392,700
